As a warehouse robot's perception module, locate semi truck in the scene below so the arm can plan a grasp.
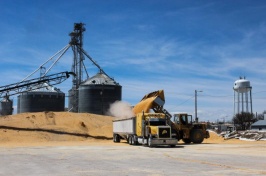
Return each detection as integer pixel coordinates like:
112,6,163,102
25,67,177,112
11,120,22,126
113,112,177,147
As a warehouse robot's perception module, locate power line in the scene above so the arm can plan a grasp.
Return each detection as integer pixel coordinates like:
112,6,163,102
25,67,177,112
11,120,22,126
168,95,195,112
201,94,233,98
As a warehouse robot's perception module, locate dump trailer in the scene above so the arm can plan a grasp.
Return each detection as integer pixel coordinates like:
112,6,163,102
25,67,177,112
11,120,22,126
113,112,177,147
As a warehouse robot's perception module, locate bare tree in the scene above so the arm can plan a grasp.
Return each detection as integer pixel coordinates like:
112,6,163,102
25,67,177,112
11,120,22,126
257,110,266,120
232,112,256,130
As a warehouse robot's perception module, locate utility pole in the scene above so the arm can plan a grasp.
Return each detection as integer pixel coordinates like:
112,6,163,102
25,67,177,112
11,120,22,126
195,90,203,122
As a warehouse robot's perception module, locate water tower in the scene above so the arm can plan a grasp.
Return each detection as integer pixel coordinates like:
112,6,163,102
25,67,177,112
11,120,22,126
233,77,252,115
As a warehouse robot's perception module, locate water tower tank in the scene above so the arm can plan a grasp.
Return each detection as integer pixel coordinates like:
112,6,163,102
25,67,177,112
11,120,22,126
0,96,13,115
233,78,251,93
17,83,65,113
78,72,122,114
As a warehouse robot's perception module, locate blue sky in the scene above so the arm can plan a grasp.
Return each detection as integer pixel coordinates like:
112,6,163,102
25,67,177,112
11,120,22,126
1,0,266,122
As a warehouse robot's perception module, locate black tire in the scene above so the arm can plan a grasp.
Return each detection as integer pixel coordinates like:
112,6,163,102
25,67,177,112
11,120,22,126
148,135,153,148
113,134,116,143
132,136,137,145
190,129,204,144
128,136,132,145
182,138,191,144
115,134,120,143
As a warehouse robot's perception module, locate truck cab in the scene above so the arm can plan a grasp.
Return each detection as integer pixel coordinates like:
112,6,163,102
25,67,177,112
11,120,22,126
113,112,177,147
136,113,177,147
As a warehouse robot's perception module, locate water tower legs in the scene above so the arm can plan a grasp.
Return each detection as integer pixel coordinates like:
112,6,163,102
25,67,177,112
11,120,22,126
234,89,252,115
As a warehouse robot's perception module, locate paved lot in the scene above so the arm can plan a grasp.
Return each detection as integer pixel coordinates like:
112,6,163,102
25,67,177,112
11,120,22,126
0,143,265,176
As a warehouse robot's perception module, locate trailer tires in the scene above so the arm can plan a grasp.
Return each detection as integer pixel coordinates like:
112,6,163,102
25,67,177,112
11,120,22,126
128,136,133,145
113,134,116,142
190,129,204,144
114,134,120,143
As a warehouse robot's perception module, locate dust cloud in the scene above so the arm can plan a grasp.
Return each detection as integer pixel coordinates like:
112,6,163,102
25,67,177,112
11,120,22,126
107,101,135,119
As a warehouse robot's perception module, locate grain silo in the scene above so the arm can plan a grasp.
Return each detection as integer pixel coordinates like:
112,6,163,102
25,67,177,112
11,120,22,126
78,72,121,115
0,96,13,115
67,23,123,113
17,83,65,113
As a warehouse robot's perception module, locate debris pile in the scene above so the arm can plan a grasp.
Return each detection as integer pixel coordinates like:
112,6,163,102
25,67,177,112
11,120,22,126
223,130,266,141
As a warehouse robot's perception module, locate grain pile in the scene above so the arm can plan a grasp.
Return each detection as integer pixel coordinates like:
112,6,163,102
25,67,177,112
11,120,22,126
0,112,114,146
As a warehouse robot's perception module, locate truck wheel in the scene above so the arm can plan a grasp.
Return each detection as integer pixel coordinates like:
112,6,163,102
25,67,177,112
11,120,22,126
113,134,116,143
115,134,120,143
182,138,191,144
132,136,137,145
148,136,153,148
130,135,135,145
190,129,204,144
113,134,118,143
128,136,132,145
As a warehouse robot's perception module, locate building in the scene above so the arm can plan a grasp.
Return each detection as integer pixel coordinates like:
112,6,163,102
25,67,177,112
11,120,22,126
251,120,266,131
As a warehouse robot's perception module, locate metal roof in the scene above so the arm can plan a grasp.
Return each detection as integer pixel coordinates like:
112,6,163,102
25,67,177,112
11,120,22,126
81,72,119,86
251,120,266,126
29,83,63,93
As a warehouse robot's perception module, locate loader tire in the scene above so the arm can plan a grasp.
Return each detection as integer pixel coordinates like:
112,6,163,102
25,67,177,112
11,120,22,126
190,129,204,144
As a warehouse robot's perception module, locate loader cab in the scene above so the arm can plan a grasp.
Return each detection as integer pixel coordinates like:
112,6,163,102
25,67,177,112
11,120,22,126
173,114,193,126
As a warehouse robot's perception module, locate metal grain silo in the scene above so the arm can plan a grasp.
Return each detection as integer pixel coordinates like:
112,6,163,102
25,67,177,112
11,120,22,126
0,96,13,115
17,83,65,113
78,72,122,115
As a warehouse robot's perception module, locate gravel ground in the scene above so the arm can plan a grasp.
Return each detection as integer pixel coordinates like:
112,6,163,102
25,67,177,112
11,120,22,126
0,142,265,176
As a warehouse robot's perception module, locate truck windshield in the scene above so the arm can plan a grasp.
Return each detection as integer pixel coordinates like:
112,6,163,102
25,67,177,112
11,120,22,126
149,118,166,126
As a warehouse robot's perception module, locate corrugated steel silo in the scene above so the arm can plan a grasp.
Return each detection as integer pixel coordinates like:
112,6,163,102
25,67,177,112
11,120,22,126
17,95,20,114
78,72,122,115
17,83,65,113
0,96,13,115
